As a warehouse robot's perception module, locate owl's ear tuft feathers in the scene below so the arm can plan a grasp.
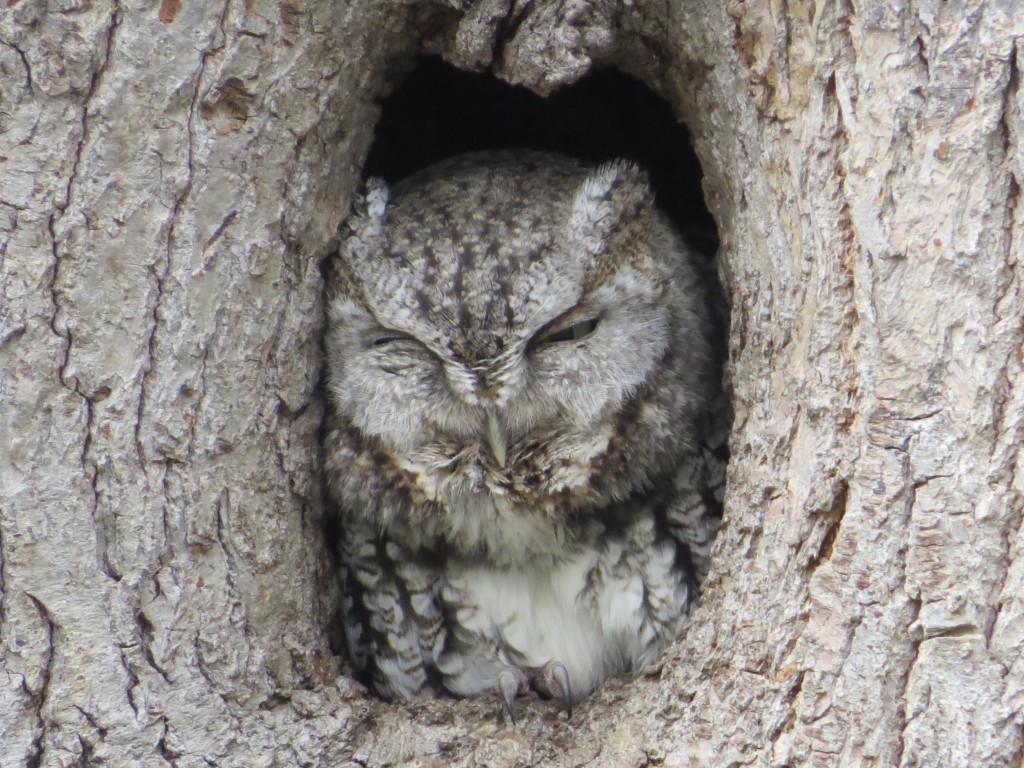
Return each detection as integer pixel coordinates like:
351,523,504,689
329,178,390,300
358,177,390,219
342,177,390,261
569,160,654,255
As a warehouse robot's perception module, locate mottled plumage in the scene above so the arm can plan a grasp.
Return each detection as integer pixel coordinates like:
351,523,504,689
324,150,724,714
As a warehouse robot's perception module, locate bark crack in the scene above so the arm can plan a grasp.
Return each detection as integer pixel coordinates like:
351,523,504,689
40,4,124,599
892,441,923,767
804,480,848,573
492,0,530,69
24,594,56,768
197,209,238,272
84,394,123,583
213,489,239,577
156,717,181,767
988,37,1024,651
764,668,806,758
894,595,922,767
993,171,1021,328
1,39,33,91
47,1,121,382
134,610,172,684
134,0,232,467
185,345,212,461
74,704,109,738
193,625,233,708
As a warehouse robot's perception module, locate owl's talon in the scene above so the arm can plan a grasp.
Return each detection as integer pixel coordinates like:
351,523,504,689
497,668,529,724
496,662,574,723
536,661,574,718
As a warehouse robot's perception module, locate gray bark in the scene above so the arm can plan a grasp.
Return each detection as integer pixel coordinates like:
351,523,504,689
2,0,1022,766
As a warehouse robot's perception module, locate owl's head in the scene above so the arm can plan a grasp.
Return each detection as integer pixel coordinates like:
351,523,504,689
326,152,713,557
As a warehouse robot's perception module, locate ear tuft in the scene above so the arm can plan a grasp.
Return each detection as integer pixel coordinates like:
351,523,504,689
342,177,390,262
360,177,390,220
570,160,654,254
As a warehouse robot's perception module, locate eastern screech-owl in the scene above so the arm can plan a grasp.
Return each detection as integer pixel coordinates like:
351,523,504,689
324,150,724,717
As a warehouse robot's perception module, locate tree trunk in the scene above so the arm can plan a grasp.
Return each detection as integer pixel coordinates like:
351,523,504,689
2,0,1021,766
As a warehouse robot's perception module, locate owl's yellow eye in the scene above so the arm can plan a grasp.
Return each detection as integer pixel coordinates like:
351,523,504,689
534,316,599,346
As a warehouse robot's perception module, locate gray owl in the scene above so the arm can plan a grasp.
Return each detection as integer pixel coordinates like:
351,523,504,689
324,150,725,719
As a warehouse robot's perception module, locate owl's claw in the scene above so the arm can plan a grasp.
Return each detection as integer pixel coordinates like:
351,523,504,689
497,662,574,724
498,667,529,724
536,661,574,718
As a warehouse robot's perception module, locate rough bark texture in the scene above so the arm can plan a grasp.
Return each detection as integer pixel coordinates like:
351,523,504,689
2,0,1022,766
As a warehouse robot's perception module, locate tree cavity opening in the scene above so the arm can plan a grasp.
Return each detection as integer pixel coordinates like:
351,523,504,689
324,55,731,707
363,57,719,258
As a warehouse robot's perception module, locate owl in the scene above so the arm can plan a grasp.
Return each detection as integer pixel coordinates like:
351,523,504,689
324,150,725,719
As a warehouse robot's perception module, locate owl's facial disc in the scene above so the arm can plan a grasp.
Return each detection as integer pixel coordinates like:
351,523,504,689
330,280,669,473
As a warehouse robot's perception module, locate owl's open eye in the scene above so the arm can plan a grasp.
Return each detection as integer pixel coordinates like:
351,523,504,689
532,316,600,347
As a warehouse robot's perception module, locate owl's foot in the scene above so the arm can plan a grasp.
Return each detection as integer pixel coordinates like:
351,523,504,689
497,661,573,724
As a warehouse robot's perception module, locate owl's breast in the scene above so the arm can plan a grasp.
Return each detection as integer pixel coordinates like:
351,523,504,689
392,429,616,565
439,511,689,699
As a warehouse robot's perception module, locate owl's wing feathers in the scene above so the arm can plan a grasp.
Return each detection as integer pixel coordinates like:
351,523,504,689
338,519,446,699
664,390,730,586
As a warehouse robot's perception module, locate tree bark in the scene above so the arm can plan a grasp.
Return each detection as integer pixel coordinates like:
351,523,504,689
2,0,1022,766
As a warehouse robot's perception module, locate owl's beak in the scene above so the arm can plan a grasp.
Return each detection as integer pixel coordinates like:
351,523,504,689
486,411,507,468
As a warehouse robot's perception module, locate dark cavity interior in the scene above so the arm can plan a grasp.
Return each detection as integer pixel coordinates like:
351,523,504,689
363,57,719,258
